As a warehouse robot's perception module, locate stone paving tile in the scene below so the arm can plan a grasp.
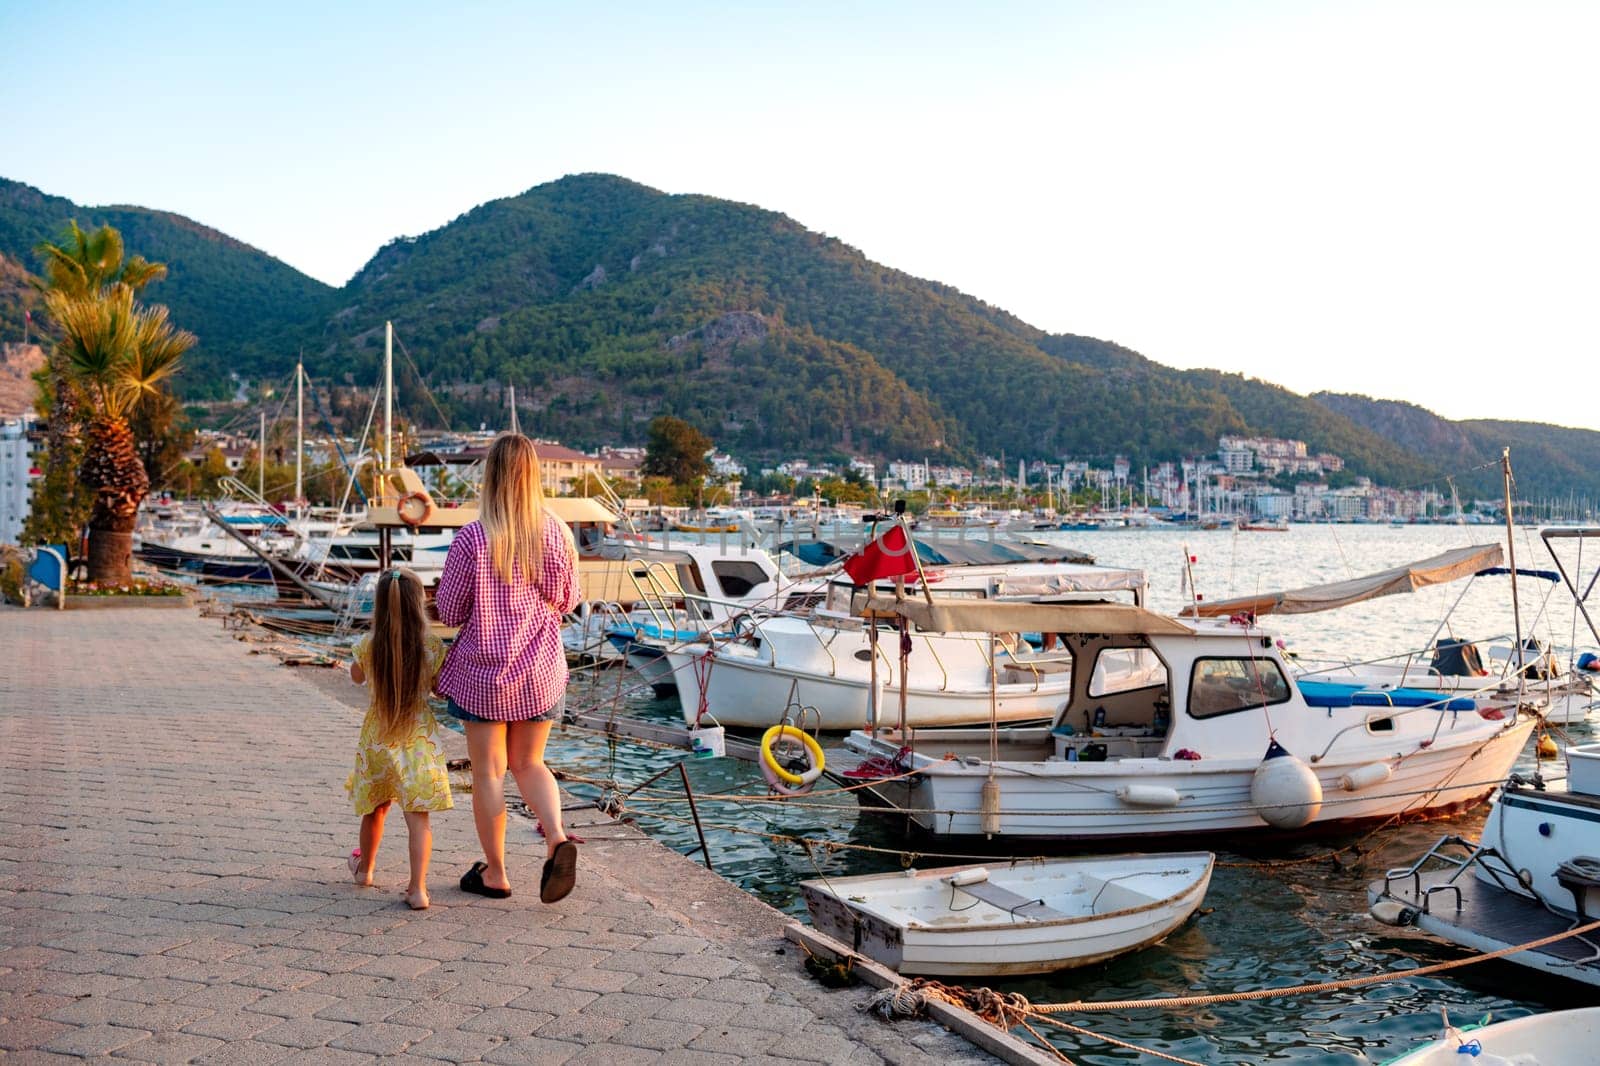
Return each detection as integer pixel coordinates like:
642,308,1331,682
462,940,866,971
253,1016,359,1049
403,1027,509,1061
1,609,995,1066
457,1005,556,1037
113,1030,227,1064
482,1035,583,1064
39,1021,152,1056
326,1020,432,1056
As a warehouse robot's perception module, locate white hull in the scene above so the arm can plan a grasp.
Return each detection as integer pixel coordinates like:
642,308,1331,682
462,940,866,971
802,854,1212,976
1383,1007,1600,1065
667,640,1068,731
849,718,1534,839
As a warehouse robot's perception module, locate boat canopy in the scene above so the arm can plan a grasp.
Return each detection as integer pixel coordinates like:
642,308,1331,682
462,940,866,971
783,536,1095,568
1180,543,1504,619
859,595,1193,636
543,497,621,524
991,568,1145,597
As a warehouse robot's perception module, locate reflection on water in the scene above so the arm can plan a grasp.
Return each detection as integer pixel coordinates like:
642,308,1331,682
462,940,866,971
259,525,1600,1062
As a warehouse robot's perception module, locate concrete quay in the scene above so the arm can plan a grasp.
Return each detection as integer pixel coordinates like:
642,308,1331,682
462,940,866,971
0,606,998,1065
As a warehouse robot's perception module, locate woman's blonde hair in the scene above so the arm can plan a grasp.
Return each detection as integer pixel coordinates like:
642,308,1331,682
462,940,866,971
480,433,546,584
369,568,430,743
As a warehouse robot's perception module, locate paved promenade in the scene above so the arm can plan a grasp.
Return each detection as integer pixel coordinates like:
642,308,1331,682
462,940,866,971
0,606,993,1065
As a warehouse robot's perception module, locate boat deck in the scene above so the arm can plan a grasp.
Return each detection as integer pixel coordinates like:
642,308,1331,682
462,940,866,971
1371,868,1600,986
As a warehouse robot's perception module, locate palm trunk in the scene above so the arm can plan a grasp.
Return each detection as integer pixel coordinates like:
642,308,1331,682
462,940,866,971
85,513,137,587
79,415,148,587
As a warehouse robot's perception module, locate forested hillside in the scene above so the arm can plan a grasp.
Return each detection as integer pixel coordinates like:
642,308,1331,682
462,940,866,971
0,179,336,397
1313,392,1600,500
1,170,1590,499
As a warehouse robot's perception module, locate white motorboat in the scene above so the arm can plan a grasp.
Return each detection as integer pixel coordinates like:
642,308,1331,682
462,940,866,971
843,594,1534,841
1382,1007,1600,1065
1368,739,1600,989
662,561,1149,730
800,852,1213,977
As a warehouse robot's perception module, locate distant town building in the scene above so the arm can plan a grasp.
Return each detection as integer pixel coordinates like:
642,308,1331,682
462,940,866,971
1,414,39,546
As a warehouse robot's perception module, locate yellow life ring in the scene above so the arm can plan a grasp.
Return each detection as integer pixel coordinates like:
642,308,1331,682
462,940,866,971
397,492,433,527
760,724,825,790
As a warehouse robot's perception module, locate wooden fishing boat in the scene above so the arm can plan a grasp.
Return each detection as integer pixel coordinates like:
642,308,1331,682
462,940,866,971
1382,1007,1600,1064
799,852,1213,976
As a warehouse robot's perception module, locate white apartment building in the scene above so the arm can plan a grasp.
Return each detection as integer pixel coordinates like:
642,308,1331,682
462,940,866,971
1,415,39,546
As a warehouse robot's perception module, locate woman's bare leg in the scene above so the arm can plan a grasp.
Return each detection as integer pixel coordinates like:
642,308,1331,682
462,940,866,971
402,811,432,909
506,719,566,852
464,721,511,892
351,802,389,886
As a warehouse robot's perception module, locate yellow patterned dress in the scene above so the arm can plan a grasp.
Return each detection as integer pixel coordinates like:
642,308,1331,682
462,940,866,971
344,635,454,815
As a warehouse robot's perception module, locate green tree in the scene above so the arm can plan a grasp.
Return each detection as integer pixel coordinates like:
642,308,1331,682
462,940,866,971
37,224,194,584
641,416,712,493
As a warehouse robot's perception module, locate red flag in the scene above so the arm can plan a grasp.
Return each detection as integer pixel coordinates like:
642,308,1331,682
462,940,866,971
844,524,919,585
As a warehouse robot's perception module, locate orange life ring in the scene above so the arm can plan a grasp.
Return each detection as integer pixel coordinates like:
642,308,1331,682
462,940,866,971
397,492,433,527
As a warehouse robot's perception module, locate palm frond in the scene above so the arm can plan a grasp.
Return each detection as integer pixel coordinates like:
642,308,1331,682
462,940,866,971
44,286,140,413
117,302,194,412
119,255,167,293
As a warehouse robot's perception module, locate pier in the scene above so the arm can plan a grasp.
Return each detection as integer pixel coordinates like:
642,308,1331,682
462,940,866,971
1,605,1001,1064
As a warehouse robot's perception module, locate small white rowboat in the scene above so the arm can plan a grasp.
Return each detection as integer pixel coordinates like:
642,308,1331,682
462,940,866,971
1383,1006,1600,1065
800,852,1213,977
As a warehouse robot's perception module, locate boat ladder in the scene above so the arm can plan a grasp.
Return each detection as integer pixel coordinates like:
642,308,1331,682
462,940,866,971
1379,834,1524,916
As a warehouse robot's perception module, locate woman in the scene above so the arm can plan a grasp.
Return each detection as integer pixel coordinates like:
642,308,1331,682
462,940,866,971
435,434,583,903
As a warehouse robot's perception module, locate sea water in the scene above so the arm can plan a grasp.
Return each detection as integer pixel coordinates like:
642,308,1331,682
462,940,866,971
543,524,1596,1063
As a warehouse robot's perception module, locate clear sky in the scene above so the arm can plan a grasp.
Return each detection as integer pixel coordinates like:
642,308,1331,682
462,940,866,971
4,1,1596,428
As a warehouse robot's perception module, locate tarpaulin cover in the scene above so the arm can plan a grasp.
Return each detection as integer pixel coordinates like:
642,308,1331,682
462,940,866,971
1180,543,1504,619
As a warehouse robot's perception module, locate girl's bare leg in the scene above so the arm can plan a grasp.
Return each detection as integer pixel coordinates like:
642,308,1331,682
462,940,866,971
464,721,511,892
507,719,566,852
351,802,389,886
402,811,432,909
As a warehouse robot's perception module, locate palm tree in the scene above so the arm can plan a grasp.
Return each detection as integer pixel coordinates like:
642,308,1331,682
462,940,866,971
30,222,170,553
37,224,193,585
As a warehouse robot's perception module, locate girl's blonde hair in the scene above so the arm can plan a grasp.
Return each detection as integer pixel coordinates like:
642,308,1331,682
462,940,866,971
369,568,430,743
480,433,546,584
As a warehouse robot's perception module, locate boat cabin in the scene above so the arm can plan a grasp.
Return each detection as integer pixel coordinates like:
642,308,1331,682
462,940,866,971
854,595,1471,765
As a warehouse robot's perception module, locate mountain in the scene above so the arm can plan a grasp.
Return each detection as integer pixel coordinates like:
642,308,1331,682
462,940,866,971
311,173,1434,479
1314,392,1600,501
0,178,336,398
0,171,1589,498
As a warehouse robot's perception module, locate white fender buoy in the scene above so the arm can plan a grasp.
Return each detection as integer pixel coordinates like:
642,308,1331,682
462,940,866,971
1250,739,1323,829
1116,784,1182,808
1339,761,1393,792
980,778,1002,838
1369,899,1416,926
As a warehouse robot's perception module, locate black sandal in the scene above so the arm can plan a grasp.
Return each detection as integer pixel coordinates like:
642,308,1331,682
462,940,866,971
540,841,578,904
460,860,511,899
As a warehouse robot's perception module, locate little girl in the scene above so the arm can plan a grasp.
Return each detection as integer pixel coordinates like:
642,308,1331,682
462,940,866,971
345,568,452,909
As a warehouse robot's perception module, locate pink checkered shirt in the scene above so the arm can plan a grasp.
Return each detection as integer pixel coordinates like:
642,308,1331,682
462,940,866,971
435,517,582,721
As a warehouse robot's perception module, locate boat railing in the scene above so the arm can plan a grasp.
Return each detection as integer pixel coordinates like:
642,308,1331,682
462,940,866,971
1306,675,1526,763
1379,834,1524,914
1295,631,1525,687
623,560,689,634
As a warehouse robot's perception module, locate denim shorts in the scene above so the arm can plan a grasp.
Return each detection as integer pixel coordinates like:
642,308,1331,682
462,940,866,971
445,696,564,723
445,697,493,723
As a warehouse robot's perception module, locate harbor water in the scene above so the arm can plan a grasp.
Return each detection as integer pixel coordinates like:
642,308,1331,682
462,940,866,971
538,524,1599,1063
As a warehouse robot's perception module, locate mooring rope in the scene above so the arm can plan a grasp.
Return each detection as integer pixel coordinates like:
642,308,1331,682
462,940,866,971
1030,916,1600,1013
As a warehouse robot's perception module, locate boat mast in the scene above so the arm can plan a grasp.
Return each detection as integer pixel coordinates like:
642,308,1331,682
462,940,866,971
383,321,393,471
1502,449,1525,675
294,358,304,511
258,409,265,500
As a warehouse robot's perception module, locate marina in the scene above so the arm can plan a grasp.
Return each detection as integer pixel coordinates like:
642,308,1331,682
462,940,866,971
47,519,1594,1063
